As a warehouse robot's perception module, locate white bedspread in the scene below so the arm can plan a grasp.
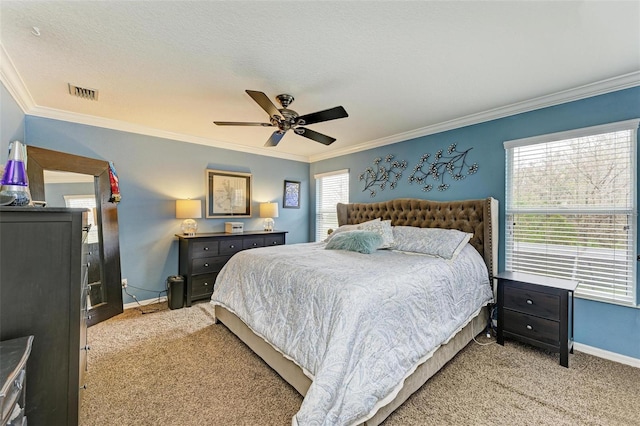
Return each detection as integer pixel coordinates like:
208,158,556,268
211,242,493,425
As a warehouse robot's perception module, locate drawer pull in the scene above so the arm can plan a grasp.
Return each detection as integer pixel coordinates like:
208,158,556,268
526,325,533,330
230,245,235,249
253,243,257,246
204,247,209,251
526,299,533,305
203,282,208,286
271,241,277,245
204,263,209,267
80,384,87,390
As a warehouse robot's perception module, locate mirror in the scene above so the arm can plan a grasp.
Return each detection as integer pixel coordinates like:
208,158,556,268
27,146,123,326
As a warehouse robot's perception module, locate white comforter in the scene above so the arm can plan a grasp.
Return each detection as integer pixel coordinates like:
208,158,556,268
211,242,493,425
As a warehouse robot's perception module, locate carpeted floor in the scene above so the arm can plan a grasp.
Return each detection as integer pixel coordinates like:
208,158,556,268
80,302,640,426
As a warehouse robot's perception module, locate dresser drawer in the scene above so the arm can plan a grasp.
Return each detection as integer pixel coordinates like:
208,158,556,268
243,237,265,250
191,256,229,275
503,309,560,346
191,274,216,298
219,239,243,255
503,286,560,320
192,240,219,258
265,234,285,246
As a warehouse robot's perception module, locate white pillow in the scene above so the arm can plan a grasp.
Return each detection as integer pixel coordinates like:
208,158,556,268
358,219,394,249
392,226,473,261
324,218,381,242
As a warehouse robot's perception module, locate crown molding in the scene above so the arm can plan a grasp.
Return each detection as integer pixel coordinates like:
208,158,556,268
25,105,309,162
3,42,638,165
308,71,640,163
0,44,36,113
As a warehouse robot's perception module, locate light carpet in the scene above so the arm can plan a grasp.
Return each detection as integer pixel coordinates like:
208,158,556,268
80,302,639,426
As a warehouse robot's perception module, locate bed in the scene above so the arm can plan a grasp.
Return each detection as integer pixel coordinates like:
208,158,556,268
211,197,498,425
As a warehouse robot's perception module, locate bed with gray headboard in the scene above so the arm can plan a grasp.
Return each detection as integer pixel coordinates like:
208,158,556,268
212,197,498,425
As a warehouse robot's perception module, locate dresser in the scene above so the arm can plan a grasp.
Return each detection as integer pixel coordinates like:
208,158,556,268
0,335,33,426
0,208,89,425
496,271,578,367
177,231,287,307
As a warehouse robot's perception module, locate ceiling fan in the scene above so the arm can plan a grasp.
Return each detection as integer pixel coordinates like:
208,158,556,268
214,90,348,147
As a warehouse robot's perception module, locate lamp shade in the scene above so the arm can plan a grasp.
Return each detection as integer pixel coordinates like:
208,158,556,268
259,202,279,218
176,199,202,219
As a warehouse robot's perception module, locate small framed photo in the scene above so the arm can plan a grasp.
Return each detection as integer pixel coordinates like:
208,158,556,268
205,169,252,218
283,180,301,209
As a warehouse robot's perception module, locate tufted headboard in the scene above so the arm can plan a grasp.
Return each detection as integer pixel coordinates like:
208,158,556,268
336,197,499,281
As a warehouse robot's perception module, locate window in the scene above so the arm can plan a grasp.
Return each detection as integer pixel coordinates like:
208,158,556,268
64,195,99,244
315,169,349,242
504,119,638,306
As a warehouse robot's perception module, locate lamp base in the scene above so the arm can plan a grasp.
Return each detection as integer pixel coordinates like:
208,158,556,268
263,218,274,232
181,218,198,236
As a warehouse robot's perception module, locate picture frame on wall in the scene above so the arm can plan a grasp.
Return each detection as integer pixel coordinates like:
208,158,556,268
205,169,252,218
283,180,301,209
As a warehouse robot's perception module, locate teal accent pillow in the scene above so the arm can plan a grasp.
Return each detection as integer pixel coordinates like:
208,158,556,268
325,230,383,254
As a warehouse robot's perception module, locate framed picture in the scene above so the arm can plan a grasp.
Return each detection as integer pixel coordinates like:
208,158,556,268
205,169,252,218
283,180,301,209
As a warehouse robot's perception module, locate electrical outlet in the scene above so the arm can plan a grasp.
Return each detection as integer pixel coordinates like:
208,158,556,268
121,278,128,288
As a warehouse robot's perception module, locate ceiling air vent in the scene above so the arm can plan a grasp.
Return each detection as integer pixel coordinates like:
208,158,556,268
68,84,98,101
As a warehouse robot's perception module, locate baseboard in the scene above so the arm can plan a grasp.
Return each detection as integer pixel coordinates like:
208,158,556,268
123,296,167,310
574,342,640,368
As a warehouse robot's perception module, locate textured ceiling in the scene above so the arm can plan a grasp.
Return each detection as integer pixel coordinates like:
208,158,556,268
1,1,639,162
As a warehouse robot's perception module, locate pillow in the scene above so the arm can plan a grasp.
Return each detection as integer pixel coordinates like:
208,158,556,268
324,218,381,242
325,230,383,254
392,226,473,261
358,219,394,249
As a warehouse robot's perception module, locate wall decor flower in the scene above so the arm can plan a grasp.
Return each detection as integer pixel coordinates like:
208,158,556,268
359,154,408,197
408,144,478,192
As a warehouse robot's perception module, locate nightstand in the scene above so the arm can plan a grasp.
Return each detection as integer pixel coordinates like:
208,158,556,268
176,231,287,307
496,271,578,367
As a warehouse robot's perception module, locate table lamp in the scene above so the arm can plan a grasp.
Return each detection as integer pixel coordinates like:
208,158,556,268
176,199,202,236
259,202,279,232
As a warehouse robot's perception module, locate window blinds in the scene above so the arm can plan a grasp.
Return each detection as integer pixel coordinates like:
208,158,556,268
315,169,349,242
504,119,638,306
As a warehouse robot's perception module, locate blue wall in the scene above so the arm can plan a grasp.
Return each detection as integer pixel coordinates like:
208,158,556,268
0,82,310,305
311,87,640,360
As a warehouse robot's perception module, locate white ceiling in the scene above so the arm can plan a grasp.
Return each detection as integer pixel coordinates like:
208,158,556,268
1,1,639,163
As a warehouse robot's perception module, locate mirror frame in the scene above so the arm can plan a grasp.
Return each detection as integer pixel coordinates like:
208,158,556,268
27,146,123,326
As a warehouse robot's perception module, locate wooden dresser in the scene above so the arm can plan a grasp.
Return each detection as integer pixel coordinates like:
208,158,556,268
0,207,89,425
177,231,287,306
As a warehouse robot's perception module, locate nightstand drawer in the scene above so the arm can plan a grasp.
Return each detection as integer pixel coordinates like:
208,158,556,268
192,256,229,275
219,239,243,255
243,237,265,249
192,240,219,258
503,309,560,345
191,274,216,298
265,235,285,246
503,286,560,320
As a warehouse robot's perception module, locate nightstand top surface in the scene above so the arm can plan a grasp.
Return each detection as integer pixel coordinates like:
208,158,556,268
496,271,578,291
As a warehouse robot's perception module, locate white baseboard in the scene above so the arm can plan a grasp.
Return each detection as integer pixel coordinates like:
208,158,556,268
574,342,640,368
123,296,167,310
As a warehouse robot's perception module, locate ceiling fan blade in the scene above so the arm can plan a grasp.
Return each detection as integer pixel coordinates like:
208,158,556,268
246,90,281,119
296,127,336,146
264,131,286,147
297,106,348,126
214,121,273,126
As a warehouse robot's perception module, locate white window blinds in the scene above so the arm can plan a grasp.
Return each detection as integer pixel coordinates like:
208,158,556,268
315,169,349,242
504,119,638,306
64,195,99,244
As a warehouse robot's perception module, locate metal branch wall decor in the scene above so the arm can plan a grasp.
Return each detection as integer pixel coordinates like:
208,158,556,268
359,154,408,197
408,144,478,192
